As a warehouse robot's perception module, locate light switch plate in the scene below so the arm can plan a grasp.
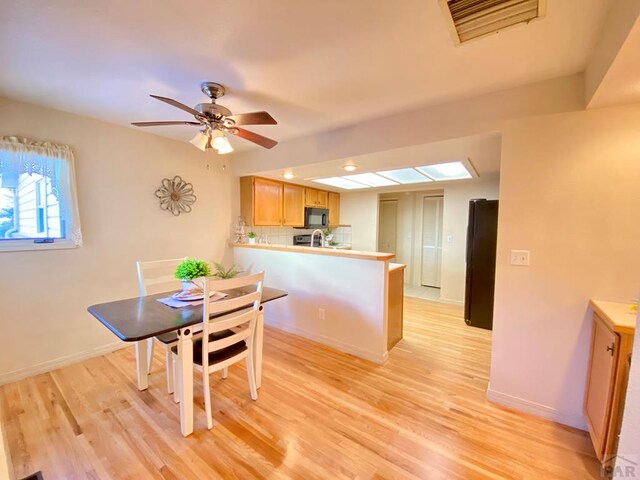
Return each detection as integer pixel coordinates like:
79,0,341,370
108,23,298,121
510,250,530,266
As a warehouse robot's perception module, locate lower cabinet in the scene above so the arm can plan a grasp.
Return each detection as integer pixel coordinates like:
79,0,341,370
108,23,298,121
387,264,405,350
584,309,634,471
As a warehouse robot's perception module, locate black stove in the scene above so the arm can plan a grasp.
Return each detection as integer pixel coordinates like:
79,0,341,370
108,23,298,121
293,234,322,247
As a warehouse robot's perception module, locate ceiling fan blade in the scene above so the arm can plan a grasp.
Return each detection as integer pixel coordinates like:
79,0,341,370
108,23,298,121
226,111,277,126
131,121,201,127
231,128,278,149
150,94,201,117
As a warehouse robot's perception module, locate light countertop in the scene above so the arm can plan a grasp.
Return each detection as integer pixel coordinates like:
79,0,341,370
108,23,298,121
229,242,395,261
590,299,638,335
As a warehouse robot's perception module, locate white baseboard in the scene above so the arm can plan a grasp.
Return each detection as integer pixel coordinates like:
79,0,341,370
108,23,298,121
0,341,128,386
266,320,387,365
487,387,587,431
438,297,464,305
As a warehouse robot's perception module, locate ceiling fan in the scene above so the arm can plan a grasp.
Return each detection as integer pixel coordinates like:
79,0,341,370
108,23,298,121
132,82,278,154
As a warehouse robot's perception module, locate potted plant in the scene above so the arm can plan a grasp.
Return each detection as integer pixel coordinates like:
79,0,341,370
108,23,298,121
323,227,334,247
247,232,257,244
213,262,239,279
174,258,211,291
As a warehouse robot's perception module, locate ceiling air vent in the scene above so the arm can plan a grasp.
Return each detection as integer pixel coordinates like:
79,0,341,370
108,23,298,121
440,0,547,45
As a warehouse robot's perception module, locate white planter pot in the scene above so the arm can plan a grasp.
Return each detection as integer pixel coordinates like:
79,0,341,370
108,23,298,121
181,280,193,291
248,237,256,244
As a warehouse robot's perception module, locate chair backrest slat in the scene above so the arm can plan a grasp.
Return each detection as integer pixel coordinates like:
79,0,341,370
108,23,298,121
201,272,265,370
136,257,187,296
207,292,262,316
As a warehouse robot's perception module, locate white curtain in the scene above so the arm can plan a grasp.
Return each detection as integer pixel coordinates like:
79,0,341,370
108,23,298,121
0,136,83,245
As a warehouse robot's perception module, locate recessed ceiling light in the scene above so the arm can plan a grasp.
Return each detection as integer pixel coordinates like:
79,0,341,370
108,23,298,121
283,171,295,180
416,161,472,181
343,164,358,172
313,177,368,190
342,173,398,187
377,168,433,184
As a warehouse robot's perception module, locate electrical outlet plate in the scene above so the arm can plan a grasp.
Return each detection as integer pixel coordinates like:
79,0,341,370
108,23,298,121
318,308,325,320
510,250,530,266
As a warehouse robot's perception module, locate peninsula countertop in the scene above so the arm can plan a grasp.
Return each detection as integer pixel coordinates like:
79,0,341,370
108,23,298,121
229,242,395,261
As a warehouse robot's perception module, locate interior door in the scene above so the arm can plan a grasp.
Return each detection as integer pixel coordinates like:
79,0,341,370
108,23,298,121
378,200,397,254
421,196,443,287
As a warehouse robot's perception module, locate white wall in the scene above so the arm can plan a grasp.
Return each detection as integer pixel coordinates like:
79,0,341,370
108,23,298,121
340,191,379,252
233,247,388,363
0,96,235,384
489,104,640,429
371,176,500,303
440,177,500,302
616,312,640,478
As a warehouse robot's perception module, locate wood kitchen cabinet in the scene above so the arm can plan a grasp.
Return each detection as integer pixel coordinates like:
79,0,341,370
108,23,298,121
387,264,405,350
241,176,333,227
283,184,305,227
328,192,340,226
584,300,635,471
240,176,282,226
305,188,328,208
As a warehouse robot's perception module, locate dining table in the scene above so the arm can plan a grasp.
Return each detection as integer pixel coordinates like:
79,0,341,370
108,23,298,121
87,285,287,436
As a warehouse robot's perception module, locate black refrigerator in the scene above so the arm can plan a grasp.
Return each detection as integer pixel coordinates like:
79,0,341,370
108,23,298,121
464,199,499,330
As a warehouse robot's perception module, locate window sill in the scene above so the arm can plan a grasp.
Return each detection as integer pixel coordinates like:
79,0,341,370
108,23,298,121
0,240,79,253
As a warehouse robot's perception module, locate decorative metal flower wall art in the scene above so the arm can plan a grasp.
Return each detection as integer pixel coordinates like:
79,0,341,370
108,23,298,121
155,176,197,216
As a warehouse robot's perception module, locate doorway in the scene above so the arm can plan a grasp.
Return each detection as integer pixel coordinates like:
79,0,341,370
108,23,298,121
378,199,398,254
421,196,443,288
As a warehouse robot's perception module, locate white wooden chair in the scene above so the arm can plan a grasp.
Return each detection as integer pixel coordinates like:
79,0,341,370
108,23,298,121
136,257,187,394
172,272,264,429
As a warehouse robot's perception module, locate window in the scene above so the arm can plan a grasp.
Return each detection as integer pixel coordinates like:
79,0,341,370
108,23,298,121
0,136,82,251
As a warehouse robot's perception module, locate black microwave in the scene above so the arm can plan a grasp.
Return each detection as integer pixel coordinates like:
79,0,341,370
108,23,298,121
304,207,328,229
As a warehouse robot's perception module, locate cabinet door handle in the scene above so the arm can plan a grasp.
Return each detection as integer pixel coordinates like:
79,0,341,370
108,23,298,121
607,343,615,356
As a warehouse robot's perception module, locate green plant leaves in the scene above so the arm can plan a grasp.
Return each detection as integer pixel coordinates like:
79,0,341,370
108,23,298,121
174,258,211,280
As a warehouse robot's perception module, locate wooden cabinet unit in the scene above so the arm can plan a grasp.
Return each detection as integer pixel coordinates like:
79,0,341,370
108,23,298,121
328,192,340,226
305,188,328,208
241,176,282,226
387,264,405,350
584,300,635,470
240,177,336,227
283,184,305,227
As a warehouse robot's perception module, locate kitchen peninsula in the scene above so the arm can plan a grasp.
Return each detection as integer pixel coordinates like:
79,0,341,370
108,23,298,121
230,242,405,363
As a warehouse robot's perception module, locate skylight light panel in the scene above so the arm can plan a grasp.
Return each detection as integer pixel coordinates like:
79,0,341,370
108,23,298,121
416,162,472,181
312,177,368,190
342,173,398,187
376,168,433,184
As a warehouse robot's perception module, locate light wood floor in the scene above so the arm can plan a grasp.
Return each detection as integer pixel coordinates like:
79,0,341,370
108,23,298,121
1,297,600,479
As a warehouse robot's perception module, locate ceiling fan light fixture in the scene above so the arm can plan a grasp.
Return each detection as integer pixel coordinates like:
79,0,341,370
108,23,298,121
216,140,234,155
189,131,210,151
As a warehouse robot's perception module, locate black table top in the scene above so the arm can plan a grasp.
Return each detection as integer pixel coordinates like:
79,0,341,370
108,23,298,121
88,286,288,342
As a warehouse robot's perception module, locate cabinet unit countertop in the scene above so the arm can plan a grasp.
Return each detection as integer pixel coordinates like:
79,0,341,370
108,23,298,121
590,299,637,335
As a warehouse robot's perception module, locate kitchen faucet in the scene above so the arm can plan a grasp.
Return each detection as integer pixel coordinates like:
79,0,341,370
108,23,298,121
310,229,324,248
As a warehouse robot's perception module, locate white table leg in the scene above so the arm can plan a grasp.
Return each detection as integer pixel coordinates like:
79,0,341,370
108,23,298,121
177,326,194,437
135,339,149,391
254,307,264,389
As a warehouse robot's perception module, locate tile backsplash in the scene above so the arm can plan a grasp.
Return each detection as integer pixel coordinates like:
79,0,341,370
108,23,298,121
237,226,352,246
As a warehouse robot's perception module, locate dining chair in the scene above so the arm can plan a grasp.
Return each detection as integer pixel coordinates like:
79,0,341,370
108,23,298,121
136,257,187,394
172,271,264,430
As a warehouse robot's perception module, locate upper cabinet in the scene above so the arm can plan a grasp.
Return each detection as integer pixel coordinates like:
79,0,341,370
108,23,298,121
241,176,339,227
283,184,305,227
305,188,328,208
241,176,284,226
328,192,340,226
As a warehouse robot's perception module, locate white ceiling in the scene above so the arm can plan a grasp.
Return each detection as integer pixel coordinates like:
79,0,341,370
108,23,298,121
257,132,502,192
1,0,612,151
